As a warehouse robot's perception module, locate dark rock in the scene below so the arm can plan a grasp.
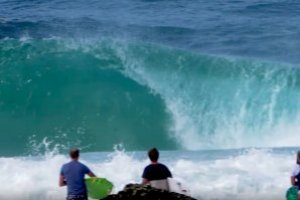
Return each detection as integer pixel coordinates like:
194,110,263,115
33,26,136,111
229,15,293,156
101,184,197,200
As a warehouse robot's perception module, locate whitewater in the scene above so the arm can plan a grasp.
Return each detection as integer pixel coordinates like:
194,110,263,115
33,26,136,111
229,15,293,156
1,0,300,199
0,147,297,200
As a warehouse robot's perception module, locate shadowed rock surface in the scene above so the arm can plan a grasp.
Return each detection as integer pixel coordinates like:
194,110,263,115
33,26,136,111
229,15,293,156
102,184,197,200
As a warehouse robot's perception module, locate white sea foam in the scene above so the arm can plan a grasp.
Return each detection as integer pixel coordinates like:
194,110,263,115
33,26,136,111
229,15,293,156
0,148,296,200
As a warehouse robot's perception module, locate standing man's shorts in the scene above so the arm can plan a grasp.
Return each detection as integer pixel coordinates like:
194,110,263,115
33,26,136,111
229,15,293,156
66,194,88,200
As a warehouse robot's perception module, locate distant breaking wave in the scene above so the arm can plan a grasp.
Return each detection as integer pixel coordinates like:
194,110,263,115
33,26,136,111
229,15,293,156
1,38,300,156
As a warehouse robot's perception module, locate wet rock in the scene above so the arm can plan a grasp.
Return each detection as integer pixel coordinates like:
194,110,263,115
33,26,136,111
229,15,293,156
102,183,197,200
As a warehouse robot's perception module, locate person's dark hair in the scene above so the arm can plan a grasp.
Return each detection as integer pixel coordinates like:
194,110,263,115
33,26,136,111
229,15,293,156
297,150,300,164
148,148,159,162
69,148,80,159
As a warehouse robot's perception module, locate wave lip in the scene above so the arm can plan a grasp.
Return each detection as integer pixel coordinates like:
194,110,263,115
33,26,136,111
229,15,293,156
114,41,300,150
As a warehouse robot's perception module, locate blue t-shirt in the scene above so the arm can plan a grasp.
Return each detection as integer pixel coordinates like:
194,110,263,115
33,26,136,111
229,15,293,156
60,160,91,195
142,163,172,181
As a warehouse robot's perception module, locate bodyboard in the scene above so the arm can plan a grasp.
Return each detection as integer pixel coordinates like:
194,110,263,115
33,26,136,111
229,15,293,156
286,186,298,200
85,178,113,199
168,178,190,195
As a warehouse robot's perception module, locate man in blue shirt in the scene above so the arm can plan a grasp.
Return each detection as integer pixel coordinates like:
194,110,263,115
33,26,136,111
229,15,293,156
59,148,96,200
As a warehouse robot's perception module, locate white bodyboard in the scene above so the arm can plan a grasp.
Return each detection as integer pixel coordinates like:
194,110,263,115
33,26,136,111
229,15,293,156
167,178,190,195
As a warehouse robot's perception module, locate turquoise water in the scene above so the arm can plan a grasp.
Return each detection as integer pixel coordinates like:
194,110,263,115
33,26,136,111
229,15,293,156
1,0,300,199
1,39,300,156
2,0,300,156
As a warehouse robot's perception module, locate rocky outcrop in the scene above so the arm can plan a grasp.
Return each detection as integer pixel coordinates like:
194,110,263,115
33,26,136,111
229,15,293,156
102,184,197,200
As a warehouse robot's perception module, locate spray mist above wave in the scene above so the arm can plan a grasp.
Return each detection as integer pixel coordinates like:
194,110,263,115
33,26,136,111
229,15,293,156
1,38,300,156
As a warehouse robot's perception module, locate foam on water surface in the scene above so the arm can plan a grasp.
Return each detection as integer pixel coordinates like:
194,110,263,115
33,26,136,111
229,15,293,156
0,148,296,200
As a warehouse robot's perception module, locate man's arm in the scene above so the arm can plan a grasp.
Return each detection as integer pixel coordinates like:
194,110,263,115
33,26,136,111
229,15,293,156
59,175,66,187
291,176,296,186
142,178,149,185
142,167,149,184
167,168,172,178
88,171,96,177
84,164,96,177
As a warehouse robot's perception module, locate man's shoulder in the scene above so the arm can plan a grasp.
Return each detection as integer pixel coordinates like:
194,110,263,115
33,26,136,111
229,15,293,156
157,163,169,169
62,161,90,171
158,163,167,167
79,161,90,168
144,164,152,170
145,163,169,170
62,161,71,167
62,160,87,168
60,161,72,173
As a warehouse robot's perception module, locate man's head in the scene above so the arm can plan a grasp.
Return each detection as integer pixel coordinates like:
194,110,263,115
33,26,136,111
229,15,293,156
69,148,80,160
148,148,159,162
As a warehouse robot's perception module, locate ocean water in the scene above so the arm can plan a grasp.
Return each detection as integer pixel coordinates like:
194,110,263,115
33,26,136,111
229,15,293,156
0,147,297,200
1,0,300,199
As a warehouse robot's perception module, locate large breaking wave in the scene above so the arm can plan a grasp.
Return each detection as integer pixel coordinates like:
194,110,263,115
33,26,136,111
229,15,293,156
1,38,300,156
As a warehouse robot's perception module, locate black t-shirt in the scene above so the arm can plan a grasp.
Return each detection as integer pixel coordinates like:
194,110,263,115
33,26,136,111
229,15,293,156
142,163,172,181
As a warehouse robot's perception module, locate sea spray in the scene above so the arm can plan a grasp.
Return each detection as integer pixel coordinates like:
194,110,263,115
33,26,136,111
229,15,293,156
0,146,296,200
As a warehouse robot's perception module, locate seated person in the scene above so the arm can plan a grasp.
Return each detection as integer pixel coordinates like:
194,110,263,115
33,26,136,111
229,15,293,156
142,147,172,190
